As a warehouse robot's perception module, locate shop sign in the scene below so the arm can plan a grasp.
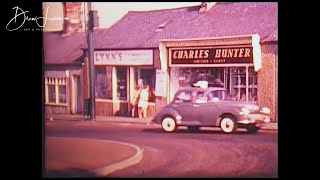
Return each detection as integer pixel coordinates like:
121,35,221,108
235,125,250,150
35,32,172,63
94,50,153,65
155,70,167,97
170,47,253,65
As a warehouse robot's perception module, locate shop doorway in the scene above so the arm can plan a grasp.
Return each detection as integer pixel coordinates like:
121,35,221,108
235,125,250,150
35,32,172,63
113,67,129,116
71,75,82,114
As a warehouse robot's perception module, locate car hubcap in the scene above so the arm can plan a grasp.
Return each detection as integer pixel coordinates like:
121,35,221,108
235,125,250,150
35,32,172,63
221,118,234,133
162,117,175,132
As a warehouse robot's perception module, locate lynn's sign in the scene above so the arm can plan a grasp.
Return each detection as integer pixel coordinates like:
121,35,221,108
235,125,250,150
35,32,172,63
170,47,253,65
94,50,153,65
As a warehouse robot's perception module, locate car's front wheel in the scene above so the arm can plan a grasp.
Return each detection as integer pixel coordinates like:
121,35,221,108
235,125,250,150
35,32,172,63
162,117,177,132
220,115,237,133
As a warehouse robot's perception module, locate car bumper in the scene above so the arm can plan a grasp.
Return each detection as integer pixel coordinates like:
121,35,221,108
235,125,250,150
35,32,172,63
237,113,270,126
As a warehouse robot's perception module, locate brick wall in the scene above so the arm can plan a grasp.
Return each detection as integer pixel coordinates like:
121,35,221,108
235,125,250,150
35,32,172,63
257,44,277,121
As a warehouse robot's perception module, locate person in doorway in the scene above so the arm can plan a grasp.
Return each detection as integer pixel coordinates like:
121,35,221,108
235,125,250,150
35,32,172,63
131,85,141,117
138,84,150,119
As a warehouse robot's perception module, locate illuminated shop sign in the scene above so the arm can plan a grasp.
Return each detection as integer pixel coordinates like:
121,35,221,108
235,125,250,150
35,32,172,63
94,50,153,65
170,47,253,65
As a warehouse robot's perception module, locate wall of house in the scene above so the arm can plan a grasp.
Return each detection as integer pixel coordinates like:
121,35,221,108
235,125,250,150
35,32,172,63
258,43,277,121
44,65,82,116
148,49,168,117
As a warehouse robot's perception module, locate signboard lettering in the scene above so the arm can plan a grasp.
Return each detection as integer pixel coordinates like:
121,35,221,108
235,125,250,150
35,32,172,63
94,50,153,65
170,47,253,65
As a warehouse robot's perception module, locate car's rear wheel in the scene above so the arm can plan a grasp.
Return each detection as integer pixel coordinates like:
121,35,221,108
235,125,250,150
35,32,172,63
220,115,237,133
162,117,176,132
246,125,258,133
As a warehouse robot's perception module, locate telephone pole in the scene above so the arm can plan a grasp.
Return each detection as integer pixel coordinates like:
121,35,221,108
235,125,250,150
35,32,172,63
88,2,95,120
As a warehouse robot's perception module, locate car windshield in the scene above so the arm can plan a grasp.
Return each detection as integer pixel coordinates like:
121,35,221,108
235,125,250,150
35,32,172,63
210,90,231,100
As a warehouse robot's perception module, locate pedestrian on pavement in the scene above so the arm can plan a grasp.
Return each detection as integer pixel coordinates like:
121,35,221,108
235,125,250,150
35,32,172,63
131,85,141,117
138,84,150,119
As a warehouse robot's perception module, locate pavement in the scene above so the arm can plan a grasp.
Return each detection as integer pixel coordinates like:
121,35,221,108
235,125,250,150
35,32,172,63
46,114,278,130
44,114,277,177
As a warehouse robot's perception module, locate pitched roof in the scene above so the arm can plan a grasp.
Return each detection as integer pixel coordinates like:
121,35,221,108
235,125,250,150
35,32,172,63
43,31,86,65
92,2,277,49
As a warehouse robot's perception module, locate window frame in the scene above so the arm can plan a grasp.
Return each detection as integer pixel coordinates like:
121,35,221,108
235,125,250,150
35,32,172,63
45,77,68,106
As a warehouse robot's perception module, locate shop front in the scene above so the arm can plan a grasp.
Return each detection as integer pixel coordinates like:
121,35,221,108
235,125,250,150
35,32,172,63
158,34,277,121
92,49,157,116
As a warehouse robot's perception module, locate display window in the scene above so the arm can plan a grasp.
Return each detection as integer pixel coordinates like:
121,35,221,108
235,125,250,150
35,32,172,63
176,67,257,102
95,66,113,99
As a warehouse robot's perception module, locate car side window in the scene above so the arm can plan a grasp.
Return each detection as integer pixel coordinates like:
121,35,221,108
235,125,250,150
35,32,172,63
175,91,192,103
210,90,230,101
194,91,209,104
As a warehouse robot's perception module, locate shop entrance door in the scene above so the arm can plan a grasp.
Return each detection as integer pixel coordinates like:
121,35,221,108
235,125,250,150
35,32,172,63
72,75,82,114
113,67,129,116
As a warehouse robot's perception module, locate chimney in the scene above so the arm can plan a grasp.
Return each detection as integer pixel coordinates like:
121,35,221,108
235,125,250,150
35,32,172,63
199,2,217,14
63,2,83,34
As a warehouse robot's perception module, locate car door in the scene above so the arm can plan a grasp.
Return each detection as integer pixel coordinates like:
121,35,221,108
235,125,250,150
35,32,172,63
171,90,199,125
193,90,219,126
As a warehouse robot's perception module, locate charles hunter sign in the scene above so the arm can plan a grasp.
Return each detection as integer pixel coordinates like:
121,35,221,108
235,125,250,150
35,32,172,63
170,47,253,66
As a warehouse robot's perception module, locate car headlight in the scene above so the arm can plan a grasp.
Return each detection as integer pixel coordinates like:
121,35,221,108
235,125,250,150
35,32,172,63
260,107,271,114
239,107,250,116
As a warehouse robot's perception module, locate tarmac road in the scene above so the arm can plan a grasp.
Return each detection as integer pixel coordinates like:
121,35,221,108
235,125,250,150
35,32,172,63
45,120,277,178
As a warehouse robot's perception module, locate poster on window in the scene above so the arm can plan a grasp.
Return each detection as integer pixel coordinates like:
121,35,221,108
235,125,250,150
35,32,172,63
155,70,167,97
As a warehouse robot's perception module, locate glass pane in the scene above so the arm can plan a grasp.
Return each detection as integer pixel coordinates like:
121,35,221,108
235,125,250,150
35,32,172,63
175,91,192,103
249,68,258,101
178,67,224,88
195,91,208,103
59,85,67,104
117,67,127,100
48,85,55,103
210,90,230,100
95,66,112,99
228,67,257,102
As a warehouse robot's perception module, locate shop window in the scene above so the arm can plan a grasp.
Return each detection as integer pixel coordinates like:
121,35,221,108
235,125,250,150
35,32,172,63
95,66,112,99
178,67,224,88
174,67,257,102
45,77,67,105
225,67,257,102
116,67,127,100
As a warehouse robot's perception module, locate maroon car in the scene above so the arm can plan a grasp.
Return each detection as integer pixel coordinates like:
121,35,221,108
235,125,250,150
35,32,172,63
151,87,271,133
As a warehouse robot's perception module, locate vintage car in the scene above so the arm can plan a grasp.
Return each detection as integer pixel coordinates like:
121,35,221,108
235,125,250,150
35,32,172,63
151,86,271,134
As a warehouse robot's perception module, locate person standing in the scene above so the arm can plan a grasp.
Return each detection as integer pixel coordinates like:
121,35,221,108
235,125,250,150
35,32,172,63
131,85,141,117
138,85,150,119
